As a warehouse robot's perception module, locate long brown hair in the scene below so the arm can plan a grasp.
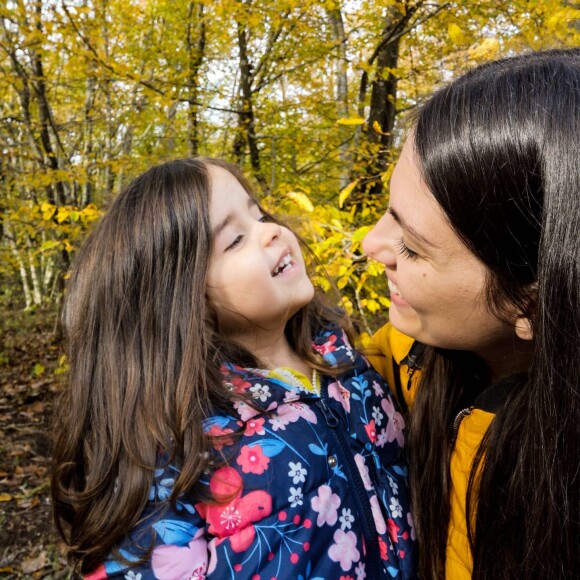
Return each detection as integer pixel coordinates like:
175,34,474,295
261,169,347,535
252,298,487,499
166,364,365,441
51,157,352,573
407,49,580,579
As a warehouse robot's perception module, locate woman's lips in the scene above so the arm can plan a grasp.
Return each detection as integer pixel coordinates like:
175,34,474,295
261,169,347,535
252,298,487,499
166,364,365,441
387,277,409,307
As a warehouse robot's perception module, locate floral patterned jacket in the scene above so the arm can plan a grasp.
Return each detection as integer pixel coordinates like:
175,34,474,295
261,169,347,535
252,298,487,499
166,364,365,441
88,327,417,580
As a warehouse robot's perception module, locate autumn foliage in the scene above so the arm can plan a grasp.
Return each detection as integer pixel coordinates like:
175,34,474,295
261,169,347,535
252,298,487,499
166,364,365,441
1,0,578,324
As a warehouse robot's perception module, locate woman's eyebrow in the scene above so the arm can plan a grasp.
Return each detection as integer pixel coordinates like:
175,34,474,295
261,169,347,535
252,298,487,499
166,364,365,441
388,207,437,248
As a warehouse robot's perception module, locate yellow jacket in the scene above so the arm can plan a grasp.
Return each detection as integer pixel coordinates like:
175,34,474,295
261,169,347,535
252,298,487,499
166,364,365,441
367,323,495,580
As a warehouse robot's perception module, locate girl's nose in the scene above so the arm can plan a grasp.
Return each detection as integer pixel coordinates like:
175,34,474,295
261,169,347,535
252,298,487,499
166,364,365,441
260,220,282,246
363,213,397,267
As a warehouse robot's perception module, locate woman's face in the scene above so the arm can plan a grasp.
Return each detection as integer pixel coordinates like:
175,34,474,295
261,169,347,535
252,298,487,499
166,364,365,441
363,138,522,364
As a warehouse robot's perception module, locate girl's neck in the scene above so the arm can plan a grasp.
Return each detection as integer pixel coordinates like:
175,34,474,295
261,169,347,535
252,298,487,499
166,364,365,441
234,329,310,375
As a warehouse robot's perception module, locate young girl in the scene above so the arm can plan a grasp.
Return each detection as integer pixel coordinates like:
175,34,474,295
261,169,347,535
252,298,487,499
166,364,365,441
363,49,580,579
52,158,416,579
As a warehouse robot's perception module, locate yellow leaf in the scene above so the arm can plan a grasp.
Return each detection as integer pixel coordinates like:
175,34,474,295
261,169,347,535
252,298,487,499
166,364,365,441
40,240,60,252
341,296,354,316
372,121,390,136
448,23,466,45
352,225,371,243
42,207,56,221
286,191,314,213
56,207,70,223
339,180,359,208
31,363,45,377
337,117,365,126
0,493,12,502
468,38,500,61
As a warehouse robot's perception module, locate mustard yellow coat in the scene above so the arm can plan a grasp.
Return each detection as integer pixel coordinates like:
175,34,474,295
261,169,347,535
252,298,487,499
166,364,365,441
368,323,494,580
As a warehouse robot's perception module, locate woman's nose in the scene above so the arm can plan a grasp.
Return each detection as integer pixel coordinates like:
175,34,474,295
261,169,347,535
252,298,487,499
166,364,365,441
363,214,397,267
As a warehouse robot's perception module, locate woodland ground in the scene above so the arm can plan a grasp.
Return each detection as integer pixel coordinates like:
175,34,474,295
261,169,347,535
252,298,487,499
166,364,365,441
0,305,73,578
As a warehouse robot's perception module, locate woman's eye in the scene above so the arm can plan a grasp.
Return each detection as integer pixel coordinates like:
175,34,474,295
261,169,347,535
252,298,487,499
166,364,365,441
226,235,243,251
258,214,268,223
395,238,419,260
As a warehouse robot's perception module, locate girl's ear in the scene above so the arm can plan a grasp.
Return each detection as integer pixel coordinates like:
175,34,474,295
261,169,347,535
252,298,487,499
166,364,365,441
515,316,533,341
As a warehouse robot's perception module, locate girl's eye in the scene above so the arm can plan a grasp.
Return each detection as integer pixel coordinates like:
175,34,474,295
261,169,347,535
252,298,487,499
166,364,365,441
226,235,243,251
395,238,419,260
258,214,268,223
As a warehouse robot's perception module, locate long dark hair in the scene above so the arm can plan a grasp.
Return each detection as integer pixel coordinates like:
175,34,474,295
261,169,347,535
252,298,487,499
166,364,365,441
407,49,580,579
51,157,352,573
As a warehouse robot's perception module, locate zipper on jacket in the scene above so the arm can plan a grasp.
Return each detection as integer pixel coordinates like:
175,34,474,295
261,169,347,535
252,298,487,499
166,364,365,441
451,407,472,449
405,342,424,382
315,386,385,579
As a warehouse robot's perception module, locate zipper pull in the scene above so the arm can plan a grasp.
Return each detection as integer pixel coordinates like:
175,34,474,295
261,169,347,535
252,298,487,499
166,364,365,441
316,399,339,428
405,343,424,383
450,407,472,449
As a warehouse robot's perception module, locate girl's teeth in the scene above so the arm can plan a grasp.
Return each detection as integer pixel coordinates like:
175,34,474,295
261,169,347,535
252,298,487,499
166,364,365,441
273,253,293,276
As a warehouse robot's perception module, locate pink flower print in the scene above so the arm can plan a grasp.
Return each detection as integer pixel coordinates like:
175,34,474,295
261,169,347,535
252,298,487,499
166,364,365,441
316,334,337,355
328,381,351,413
244,417,265,437
387,518,400,544
237,444,270,475
234,399,260,422
381,396,406,447
151,528,208,580
355,561,366,580
354,454,372,491
277,401,317,425
269,414,290,431
328,529,361,571
376,428,388,448
311,484,341,527
340,577,355,580
364,420,377,444
207,425,234,451
372,380,384,397
369,495,387,534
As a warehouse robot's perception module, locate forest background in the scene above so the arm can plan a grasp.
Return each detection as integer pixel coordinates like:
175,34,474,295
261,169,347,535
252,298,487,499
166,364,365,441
0,0,578,577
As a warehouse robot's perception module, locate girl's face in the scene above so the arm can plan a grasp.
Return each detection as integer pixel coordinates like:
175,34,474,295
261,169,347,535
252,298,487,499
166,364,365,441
206,165,314,341
363,138,522,363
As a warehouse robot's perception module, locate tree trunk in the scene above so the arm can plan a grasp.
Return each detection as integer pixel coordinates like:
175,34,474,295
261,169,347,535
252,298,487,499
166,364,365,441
236,21,266,189
328,7,352,190
360,4,405,196
186,1,206,155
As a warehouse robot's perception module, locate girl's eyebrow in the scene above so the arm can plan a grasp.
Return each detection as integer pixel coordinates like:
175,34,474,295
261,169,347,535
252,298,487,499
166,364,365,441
388,207,437,248
213,197,258,238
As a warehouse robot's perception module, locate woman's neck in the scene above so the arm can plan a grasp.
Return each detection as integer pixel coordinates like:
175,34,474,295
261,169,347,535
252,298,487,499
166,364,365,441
477,336,532,382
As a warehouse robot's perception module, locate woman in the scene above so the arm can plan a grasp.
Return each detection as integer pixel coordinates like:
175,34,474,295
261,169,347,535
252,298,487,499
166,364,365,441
363,48,579,579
